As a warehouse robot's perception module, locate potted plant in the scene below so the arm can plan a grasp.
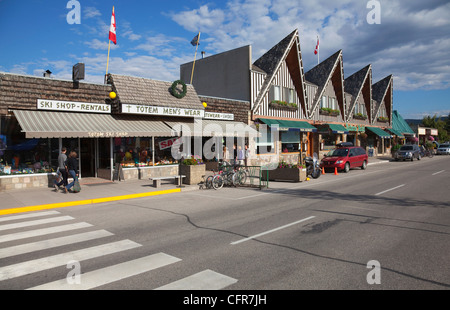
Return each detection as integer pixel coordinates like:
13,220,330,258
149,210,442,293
179,156,206,185
265,161,307,182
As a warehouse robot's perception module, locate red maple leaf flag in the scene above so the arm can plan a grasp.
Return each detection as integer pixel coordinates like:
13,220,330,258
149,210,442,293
109,7,117,44
314,36,319,55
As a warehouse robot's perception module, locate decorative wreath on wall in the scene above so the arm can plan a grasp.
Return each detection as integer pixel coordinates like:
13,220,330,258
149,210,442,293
170,80,187,99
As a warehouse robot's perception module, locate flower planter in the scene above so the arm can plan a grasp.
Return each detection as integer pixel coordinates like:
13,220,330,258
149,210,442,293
264,167,307,182
179,164,206,185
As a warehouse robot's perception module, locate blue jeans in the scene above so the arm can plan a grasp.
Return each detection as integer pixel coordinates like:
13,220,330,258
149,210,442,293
66,170,77,190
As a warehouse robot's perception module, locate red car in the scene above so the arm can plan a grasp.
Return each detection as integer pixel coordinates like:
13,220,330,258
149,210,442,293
320,143,368,173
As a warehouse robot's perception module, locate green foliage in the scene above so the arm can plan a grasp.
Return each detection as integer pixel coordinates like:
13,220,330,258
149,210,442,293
320,107,340,115
422,114,449,142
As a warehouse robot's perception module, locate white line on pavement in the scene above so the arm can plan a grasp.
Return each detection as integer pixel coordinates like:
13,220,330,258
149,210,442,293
432,170,445,176
0,211,60,223
28,253,181,290
0,230,113,259
374,184,405,196
154,269,237,290
230,216,316,245
0,216,74,232
0,239,141,281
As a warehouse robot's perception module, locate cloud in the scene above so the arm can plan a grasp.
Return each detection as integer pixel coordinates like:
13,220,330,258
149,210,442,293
84,7,101,19
170,0,450,91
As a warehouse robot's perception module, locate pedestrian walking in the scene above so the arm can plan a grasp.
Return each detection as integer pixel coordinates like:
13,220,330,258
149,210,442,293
54,147,68,191
65,151,79,194
244,144,250,167
237,145,245,166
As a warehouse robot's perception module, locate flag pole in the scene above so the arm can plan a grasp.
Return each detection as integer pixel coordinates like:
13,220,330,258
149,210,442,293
317,35,320,65
106,39,111,77
190,32,201,85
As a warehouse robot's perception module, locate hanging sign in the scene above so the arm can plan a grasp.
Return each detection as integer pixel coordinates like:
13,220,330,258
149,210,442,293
37,99,111,113
121,103,204,118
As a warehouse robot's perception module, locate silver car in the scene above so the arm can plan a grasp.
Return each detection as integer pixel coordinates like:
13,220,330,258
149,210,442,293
394,144,421,161
437,144,450,155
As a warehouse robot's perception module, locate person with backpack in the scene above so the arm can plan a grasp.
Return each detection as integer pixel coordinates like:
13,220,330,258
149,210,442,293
65,151,79,193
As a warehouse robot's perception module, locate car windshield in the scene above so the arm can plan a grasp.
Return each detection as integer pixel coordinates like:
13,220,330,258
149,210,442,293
331,148,349,156
440,144,450,148
399,146,413,151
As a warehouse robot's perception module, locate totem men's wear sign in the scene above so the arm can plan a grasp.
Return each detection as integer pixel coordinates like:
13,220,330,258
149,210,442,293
37,99,111,113
121,103,205,118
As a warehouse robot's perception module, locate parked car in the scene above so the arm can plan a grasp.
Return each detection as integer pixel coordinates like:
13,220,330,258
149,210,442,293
436,143,450,155
320,142,368,173
394,144,421,161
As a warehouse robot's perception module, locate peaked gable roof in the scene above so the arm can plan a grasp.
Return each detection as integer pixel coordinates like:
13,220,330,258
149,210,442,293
305,50,345,119
344,64,372,122
108,74,204,110
252,29,308,116
372,75,393,123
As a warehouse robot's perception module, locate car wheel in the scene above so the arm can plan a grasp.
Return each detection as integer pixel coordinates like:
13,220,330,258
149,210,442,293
361,160,367,170
344,162,350,173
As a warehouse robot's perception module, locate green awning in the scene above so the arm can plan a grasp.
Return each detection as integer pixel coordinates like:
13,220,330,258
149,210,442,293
387,128,405,138
327,124,349,134
259,118,317,132
366,126,392,138
344,124,366,132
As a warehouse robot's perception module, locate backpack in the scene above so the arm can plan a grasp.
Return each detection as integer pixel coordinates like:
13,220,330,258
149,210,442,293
73,177,81,193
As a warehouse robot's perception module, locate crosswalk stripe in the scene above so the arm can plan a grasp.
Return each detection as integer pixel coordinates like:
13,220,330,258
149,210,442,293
154,269,238,290
28,253,182,290
0,239,141,281
0,216,74,232
0,222,93,244
0,211,61,223
0,230,114,259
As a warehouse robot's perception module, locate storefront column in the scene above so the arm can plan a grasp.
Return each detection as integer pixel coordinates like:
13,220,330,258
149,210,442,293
110,137,114,181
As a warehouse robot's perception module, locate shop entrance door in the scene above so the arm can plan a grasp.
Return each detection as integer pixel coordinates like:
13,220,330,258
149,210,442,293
80,138,95,178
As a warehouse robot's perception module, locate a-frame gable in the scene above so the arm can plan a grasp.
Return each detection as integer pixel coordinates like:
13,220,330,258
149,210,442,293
305,50,345,120
344,64,372,122
372,75,393,124
252,29,308,117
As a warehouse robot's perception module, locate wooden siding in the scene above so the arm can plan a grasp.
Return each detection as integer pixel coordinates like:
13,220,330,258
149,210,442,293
252,61,306,119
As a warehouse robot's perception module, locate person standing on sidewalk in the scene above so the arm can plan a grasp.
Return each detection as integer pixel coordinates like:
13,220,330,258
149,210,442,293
65,151,79,194
54,147,68,191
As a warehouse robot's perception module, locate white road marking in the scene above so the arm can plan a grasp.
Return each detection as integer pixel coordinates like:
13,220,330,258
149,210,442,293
0,211,60,223
0,230,113,259
230,216,316,245
0,216,74,231
28,253,181,290
0,239,141,281
0,222,93,244
154,269,237,290
374,184,405,196
432,170,445,176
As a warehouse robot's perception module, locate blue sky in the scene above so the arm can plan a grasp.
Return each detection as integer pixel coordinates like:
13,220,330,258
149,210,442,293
0,0,449,120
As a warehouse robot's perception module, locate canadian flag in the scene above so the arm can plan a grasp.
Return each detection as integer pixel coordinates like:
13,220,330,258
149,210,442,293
314,36,319,55
109,7,117,45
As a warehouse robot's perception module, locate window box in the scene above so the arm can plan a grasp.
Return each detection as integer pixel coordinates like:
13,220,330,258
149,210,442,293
269,101,298,111
377,116,389,123
353,113,368,120
320,108,340,116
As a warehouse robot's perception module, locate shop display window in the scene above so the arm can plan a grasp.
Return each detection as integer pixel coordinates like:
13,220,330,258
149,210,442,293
0,117,59,175
154,137,180,165
114,137,153,168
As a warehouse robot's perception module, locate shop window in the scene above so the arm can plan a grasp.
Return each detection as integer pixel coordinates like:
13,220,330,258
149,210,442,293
284,88,295,104
0,116,59,175
113,137,155,168
269,85,281,102
281,131,300,153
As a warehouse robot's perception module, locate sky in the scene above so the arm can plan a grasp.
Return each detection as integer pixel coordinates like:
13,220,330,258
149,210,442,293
0,0,449,120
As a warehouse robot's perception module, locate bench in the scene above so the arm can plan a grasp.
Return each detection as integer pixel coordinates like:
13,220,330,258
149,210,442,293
150,175,186,188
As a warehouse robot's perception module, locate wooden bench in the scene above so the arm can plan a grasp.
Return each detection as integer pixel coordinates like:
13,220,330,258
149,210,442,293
150,175,186,188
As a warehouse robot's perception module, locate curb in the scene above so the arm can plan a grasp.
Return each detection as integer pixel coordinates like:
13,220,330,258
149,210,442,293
0,188,181,216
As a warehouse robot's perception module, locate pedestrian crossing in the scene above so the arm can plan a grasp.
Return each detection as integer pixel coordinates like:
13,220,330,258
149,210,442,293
0,210,237,290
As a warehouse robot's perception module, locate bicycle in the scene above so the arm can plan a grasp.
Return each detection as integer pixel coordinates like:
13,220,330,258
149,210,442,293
423,148,434,158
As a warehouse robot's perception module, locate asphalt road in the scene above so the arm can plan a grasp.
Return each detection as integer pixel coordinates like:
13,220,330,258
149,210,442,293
1,156,449,293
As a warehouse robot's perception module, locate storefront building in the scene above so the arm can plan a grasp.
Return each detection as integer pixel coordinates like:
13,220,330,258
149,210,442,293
0,70,258,191
181,29,396,165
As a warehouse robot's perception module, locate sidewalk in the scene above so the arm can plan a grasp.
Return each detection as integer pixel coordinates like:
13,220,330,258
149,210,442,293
0,156,391,215
0,178,199,215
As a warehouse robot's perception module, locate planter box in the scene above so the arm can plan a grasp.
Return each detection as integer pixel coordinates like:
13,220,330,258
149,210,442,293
179,164,206,185
264,167,307,182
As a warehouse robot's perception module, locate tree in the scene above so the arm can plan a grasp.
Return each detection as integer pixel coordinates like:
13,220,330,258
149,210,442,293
422,114,449,142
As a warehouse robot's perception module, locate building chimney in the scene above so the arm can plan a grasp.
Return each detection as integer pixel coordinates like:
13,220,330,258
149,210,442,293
43,70,52,78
